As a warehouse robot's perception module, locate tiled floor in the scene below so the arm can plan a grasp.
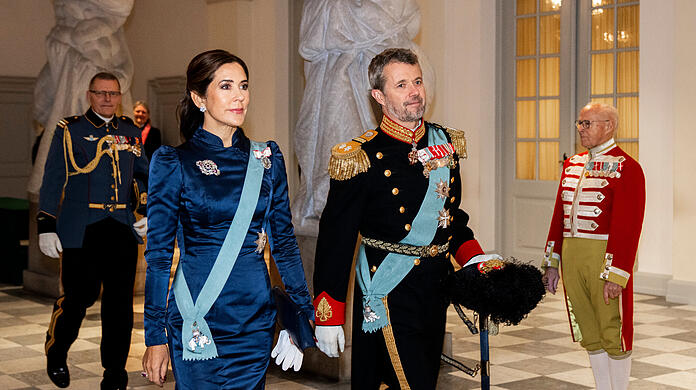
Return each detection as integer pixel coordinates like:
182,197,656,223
0,284,695,389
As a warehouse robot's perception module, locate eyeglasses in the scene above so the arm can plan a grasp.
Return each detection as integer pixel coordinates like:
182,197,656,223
89,90,122,98
575,119,610,129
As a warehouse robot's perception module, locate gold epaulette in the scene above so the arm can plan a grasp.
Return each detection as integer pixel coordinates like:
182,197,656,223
57,116,80,130
328,130,378,181
445,127,468,159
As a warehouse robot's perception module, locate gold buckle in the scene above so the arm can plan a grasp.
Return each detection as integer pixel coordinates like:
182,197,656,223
428,245,440,257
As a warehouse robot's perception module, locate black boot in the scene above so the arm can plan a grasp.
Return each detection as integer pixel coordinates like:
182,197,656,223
46,363,70,388
101,368,128,390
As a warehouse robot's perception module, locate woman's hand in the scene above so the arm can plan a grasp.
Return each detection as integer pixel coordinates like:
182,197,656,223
142,344,169,387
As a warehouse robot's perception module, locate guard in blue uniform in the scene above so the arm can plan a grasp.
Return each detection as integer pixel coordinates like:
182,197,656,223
313,49,500,389
37,72,148,389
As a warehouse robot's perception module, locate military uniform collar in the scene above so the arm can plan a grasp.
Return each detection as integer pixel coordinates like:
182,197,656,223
84,108,118,129
379,115,425,145
193,127,249,150
589,138,616,159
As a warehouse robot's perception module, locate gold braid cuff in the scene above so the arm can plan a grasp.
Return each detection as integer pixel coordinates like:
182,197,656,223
381,297,411,389
445,127,468,159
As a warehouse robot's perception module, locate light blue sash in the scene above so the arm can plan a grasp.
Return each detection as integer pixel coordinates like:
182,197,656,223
173,141,267,361
356,126,450,332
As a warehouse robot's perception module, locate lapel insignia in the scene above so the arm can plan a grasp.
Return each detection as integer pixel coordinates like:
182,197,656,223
83,134,98,142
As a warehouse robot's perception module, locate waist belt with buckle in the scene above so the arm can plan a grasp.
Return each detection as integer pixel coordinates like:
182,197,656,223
362,236,449,258
88,203,127,212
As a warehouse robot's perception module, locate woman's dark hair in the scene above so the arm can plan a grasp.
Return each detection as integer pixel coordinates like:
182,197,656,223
178,49,249,141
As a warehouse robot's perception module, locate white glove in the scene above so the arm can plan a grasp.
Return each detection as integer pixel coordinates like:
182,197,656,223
465,253,504,267
39,232,63,259
271,330,303,371
315,325,345,358
133,217,147,238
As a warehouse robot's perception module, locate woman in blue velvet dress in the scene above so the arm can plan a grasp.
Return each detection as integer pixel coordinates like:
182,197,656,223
142,50,314,389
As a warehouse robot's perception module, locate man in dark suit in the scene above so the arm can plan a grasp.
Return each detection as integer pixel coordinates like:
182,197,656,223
37,72,148,389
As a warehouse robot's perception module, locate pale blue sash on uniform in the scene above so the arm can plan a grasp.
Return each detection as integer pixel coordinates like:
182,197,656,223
356,127,450,333
173,141,267,361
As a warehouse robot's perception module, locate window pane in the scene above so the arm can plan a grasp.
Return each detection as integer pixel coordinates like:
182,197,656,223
618,5,639,48
540,14,561,54
617,141,639,160
539,142,560,181
539,99,559,138
517,0,536,15
617,50,639,93
517,17,536,56
517,142,536,180
540,57,560,96
617,97,639,139
590,97,614,106
591,53,614,95
517,59,537,97
591,7,615,50
592,0,614,7
541,0,563,12
516,101,536,138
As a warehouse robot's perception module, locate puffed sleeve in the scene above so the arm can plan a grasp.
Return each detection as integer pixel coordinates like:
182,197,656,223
144,146,182,346
265,141,314,320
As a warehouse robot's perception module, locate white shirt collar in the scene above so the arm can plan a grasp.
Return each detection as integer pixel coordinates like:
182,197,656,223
589,138,616,158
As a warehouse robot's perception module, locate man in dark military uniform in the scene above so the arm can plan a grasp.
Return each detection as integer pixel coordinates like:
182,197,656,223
312,48,500,389
37,72,148,389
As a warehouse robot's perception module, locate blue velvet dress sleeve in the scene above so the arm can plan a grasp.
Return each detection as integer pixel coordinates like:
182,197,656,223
265,142,315,320
144,145,182,346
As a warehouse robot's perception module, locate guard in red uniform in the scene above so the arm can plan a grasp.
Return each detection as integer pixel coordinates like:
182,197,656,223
542,102,645,390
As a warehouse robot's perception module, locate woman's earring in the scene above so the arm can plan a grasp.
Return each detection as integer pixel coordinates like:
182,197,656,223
199,105,206,113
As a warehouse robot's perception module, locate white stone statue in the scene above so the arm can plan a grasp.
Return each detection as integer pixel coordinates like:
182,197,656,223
28,0,135,195
291,0,434,235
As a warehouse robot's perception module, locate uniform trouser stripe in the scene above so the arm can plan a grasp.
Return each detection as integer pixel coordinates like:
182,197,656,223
45,296,65,354
381,297,411,390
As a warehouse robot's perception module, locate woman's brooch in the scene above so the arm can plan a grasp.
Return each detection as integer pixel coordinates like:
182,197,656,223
196,160,220,176
253,147,272,169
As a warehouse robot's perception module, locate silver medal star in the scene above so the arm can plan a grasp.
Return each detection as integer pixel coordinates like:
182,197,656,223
435,179,450,199
437,208,451,228
254,229,267,254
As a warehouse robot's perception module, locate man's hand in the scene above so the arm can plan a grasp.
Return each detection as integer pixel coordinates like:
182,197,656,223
271,330,304,371
142,344,169,387
39,232,63,258
133,217,147,238
315,325,345,358
542,267,560,294
603,281,623,304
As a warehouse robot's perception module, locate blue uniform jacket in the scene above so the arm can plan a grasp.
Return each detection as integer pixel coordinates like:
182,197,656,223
38,108,149,248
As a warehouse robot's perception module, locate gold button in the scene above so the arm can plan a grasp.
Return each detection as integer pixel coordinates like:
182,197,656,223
399,206,406,214
404,224,411,231
449,216,454,221
450,177,455,183
414,258,421,266
384,170,391,177
448,235,453,241
110,196,115,201
392,188,399,195
450,196,455,203
111,184,115,189
376,152,383,159
371,265,377,273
